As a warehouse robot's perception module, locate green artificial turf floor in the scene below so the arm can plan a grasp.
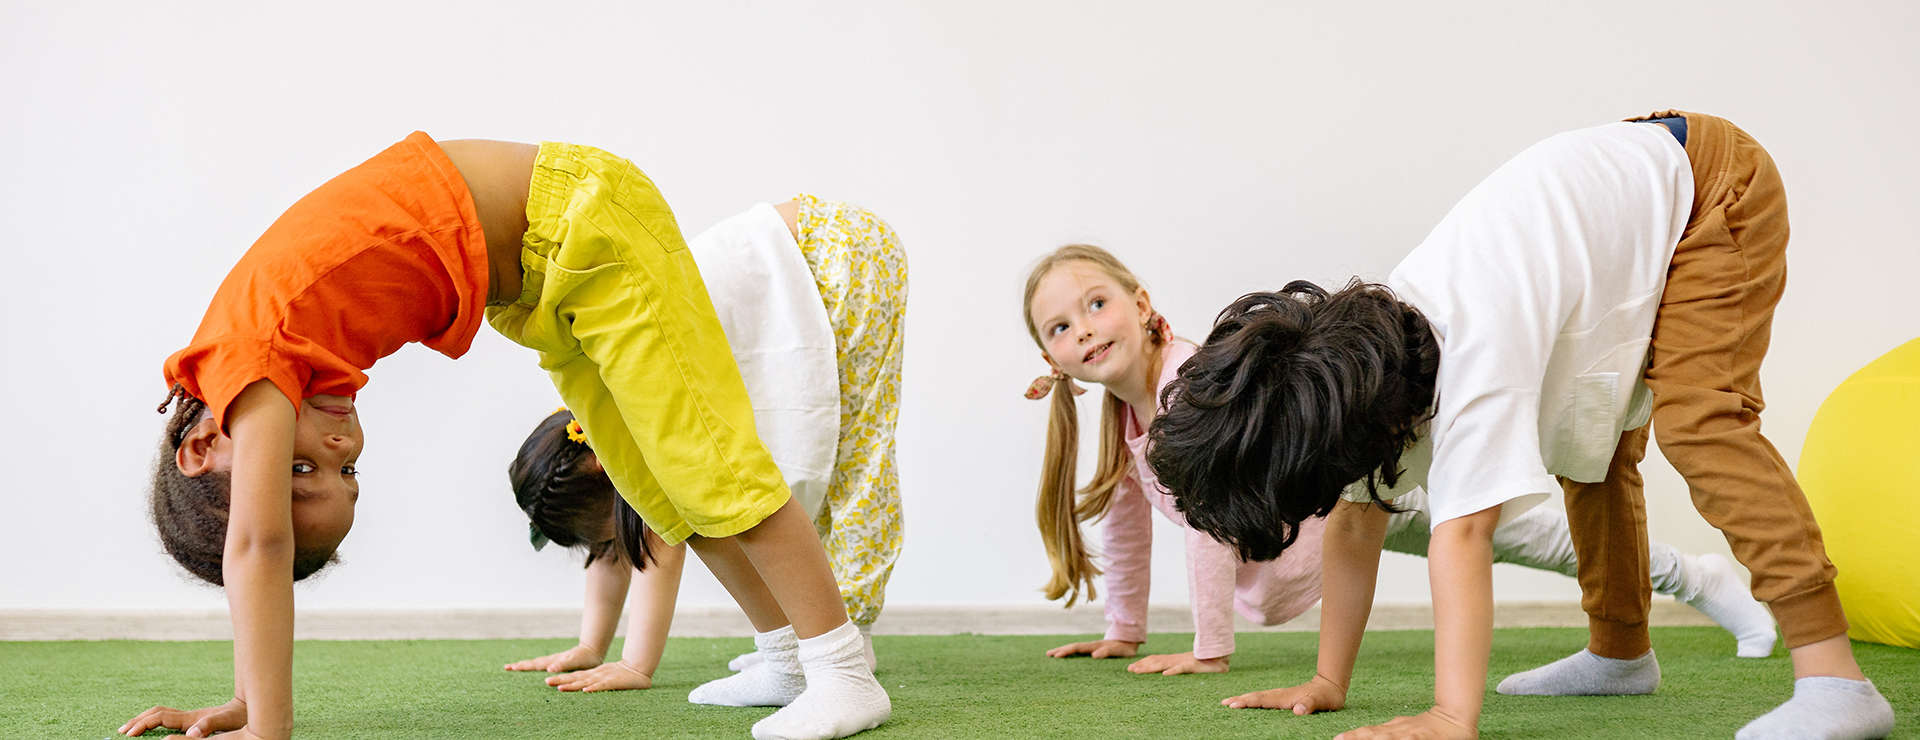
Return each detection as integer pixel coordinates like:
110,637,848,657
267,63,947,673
3,627,1914,739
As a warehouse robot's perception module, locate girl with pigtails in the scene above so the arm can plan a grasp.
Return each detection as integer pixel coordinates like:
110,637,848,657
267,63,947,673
501,196,905,697
1020,244,1773,678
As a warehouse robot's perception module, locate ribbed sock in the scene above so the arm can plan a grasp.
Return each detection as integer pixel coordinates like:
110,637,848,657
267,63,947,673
858,623,876,673
1736,677,1894,740
728,650,764,672
689,626,806,707
1679,554,1777,658
1496,649,1660,696
751,622,891,740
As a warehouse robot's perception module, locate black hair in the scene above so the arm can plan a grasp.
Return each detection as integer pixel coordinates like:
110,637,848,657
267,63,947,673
1145,280,1439,562
508,409,654,569
150,385,340,586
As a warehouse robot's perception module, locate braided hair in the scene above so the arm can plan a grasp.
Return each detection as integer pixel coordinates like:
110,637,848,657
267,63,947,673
509,409,655,569
150,385,340,586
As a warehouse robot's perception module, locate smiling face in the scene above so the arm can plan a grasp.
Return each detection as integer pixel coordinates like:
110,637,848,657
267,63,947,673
177,393,365,554
288,394,364,553
1027,260,1156,387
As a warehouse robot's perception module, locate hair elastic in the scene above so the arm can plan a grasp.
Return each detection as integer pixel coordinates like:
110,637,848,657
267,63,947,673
1024,371,1085,400
1147,312,1171,341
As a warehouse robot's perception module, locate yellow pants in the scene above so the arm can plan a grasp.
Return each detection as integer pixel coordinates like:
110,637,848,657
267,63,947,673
488,143,789,545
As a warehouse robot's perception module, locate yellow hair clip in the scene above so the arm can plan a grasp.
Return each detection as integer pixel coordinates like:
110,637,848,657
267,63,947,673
556,406,589,444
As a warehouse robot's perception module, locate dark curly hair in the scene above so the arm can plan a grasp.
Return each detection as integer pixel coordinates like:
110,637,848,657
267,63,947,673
509,409,654,569
150,386,340,586
1146,280,1439,562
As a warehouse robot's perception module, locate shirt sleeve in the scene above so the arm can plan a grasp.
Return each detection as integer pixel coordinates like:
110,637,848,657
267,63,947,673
1183,524,1243,660
1101,472,1155,645
1422,389,1555,528
164,336,304,432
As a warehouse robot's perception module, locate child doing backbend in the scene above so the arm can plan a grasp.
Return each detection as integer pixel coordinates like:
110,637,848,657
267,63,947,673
1022,245,1772,678
128,135,888,740
1149,113,1894,740
501,197,905,695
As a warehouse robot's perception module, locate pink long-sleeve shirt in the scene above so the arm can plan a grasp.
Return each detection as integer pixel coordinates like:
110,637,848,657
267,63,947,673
1101,341,1327,660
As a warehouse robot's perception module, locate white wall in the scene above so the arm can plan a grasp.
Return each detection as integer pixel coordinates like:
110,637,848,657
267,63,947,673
2,1,1916,615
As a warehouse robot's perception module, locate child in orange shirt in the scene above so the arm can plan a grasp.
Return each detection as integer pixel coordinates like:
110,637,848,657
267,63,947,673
127,134,887,740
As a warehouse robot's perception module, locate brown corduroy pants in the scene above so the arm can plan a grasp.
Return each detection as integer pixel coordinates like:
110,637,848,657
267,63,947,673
1561,111,1849,659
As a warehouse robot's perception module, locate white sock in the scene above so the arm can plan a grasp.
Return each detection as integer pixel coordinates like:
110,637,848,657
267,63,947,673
1736,677,1894,740
729,650,765,672
1677,553,1777,658
751,622,891,740
1496,649,1660,696
859,623,877,673
689,626,806,707
1681,553,1781,657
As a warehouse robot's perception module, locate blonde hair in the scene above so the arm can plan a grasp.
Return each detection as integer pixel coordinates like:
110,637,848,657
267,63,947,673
1022,244,1167,607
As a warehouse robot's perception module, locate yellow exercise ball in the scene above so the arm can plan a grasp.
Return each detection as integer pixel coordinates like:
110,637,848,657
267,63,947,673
1799,336,1920,650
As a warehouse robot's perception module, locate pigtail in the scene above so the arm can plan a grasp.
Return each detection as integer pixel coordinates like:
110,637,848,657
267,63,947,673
1036,376,1097,606
1024,244,1174,607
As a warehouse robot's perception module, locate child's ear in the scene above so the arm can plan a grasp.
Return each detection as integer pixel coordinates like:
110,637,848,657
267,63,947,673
1134,287,1153,319
175,417,228,477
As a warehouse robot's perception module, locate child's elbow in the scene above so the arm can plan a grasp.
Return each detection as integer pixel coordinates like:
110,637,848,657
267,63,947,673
1433,505,1503,544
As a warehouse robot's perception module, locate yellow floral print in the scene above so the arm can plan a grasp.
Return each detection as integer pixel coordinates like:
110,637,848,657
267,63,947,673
794,194,907,627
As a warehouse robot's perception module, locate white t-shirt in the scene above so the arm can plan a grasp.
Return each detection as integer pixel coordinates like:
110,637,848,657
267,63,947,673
686,204,840,519
1343,122,1693,529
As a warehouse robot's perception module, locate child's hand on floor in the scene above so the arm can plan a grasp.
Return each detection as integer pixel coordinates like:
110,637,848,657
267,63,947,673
118,697,246,737
546,660,654,692
1332,709,1475,740
504,644,603,673
1223,674,1347,715
1127,651,1228,675
1045,639,1140,659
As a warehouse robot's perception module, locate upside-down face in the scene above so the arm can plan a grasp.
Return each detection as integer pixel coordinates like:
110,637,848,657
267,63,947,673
176,393,364,556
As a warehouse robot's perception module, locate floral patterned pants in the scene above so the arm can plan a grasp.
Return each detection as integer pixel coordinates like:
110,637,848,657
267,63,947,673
794,194,907,627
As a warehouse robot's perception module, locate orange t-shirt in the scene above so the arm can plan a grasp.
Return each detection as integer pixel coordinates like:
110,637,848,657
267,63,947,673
163,131,491,430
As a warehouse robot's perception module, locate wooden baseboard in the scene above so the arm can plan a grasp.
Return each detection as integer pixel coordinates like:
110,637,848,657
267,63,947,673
0,601,1714,641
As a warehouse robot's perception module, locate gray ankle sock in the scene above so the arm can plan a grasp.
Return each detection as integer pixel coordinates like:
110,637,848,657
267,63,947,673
1496,649,1659,696
1736,677,1894,740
